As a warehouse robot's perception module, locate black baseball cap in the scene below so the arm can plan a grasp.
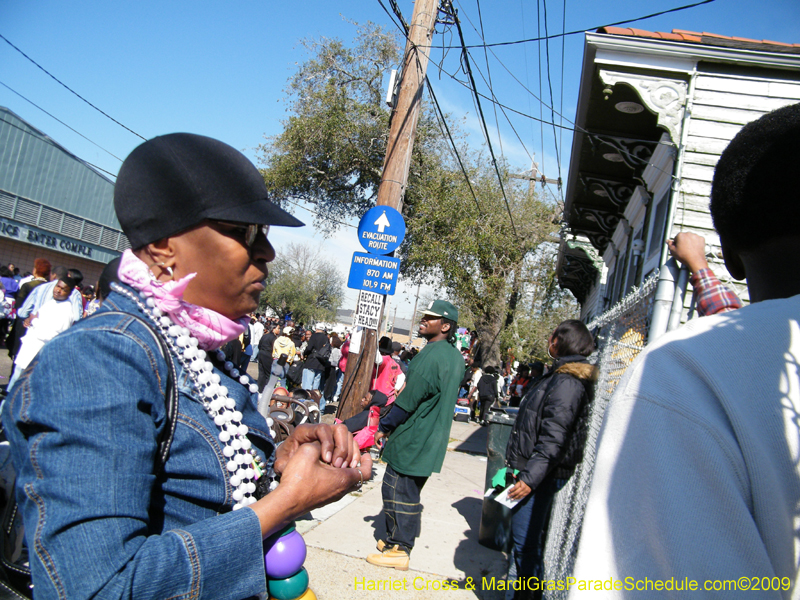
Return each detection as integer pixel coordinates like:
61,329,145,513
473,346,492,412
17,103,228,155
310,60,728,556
114,133,304,249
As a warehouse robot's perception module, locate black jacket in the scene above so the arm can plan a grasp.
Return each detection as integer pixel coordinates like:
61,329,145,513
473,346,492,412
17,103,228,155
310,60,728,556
303,331,330,371
258,331,277,368
505,355,596,490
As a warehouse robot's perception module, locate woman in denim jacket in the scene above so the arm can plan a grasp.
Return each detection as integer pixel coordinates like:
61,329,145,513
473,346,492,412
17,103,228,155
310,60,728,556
2,134,371,600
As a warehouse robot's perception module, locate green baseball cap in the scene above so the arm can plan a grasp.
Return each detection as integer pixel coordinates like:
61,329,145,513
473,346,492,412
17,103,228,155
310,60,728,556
421,299,458,322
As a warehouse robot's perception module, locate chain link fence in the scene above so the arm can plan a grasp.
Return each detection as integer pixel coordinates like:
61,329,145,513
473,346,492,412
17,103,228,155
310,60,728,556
542,272,660,598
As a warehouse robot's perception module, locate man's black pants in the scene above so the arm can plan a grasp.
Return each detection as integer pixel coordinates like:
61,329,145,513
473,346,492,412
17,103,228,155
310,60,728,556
257,354,272,392
380,465,428,554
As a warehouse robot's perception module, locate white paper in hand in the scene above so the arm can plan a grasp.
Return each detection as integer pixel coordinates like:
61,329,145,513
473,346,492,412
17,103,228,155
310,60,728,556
493,485,522,509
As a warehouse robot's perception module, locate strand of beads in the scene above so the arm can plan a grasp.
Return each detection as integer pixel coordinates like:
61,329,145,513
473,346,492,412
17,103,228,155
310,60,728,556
113,283,262,510
264,523,315,600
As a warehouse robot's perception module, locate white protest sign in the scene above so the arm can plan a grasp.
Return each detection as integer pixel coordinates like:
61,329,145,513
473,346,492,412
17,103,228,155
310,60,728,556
353,290,383,330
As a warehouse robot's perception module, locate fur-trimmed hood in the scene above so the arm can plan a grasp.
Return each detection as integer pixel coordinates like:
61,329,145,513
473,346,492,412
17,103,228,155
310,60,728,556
506,355,596,489
554,361,598,382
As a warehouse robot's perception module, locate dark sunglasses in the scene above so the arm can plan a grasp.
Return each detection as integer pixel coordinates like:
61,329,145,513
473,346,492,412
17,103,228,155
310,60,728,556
210,221,270,248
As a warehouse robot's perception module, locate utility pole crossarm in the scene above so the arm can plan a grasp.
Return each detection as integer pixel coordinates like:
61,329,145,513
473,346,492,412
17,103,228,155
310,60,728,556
509,172,562,187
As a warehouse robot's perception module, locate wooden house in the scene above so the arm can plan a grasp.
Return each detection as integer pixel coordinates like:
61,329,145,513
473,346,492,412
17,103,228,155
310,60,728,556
557,28,800,326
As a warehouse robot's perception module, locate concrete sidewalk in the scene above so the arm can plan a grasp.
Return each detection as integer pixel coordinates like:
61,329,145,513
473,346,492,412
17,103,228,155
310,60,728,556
297,419,509,600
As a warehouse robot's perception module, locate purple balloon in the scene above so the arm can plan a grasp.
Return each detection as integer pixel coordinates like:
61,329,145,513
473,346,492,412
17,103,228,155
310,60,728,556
264,530,307,580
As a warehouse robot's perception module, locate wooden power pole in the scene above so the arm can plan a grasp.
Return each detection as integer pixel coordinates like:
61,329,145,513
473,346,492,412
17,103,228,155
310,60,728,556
336,0,440,421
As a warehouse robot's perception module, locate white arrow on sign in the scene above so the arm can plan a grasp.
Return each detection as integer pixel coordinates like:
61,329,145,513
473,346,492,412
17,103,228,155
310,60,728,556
374,211,391,233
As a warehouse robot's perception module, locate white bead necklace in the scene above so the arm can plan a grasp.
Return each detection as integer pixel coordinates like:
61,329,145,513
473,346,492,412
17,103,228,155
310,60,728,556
112,283,264,510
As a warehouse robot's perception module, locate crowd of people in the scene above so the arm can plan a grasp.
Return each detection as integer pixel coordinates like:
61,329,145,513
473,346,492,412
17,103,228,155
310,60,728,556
0,101,798,599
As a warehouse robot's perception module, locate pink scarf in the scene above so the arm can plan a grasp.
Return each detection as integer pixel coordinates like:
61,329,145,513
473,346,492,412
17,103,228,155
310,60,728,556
117,250,247,351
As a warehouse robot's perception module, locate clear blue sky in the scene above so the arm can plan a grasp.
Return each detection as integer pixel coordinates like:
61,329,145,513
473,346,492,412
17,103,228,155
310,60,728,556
1,0,798,321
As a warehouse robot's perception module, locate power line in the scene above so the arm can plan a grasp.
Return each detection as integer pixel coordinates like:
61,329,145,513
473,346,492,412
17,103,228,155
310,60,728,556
558,0,567,202
0,80,124,163
541,0,562,182
427,79,482,213
457,76,679,181
425,29,679,184
378,0,482,213
453,2,533,162
446,0,518,236
463,54,533,162
0,32,147,141
382,0,680,191
536,0,545,179
376,0,409,34
432,0,716,49
283,198,357,230
474,0,503,157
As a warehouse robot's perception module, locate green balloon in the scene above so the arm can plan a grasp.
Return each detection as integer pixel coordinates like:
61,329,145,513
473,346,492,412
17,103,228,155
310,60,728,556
268,567,309,600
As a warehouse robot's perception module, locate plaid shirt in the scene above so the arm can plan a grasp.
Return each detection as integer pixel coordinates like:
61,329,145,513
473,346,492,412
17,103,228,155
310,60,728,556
691,267,743,316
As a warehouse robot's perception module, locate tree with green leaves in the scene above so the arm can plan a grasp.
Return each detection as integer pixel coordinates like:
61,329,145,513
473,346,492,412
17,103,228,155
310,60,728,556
258,242,343,326
401,153,576,367
259,21,577,368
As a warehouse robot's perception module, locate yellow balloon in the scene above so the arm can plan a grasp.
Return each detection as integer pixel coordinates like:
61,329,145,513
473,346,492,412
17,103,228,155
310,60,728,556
269,589,316,600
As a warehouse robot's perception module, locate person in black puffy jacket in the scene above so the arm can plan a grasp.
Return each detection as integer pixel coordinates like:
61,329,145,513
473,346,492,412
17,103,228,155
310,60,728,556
504,319,596,598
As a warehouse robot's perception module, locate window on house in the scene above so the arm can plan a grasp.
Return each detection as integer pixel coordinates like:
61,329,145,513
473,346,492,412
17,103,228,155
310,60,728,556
612,252,626,304
647,190,669,260
625,246,640,295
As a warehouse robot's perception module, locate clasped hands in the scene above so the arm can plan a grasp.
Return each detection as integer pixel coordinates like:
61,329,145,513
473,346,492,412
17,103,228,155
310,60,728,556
271,423,372,512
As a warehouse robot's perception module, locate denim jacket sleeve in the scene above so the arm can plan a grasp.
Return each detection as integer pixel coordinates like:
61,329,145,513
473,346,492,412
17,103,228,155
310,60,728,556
1,314,267,600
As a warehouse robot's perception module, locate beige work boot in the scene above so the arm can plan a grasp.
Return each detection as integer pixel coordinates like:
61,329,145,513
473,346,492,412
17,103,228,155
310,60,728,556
366,544,410,571
376,539,386,552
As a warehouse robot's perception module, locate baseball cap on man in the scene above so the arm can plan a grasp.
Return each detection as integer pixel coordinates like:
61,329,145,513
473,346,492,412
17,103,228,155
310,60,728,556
421,299,458,322
283,326,294,335
114,133,304,249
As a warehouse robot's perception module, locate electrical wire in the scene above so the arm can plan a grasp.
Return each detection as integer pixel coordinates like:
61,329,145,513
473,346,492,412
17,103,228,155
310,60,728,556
389,0,410,31
447,0,518,236
0,32,146,141
451,4,535,164
558,0,566,202
379,0,680,193
463,55,532,162
537,0,545,179
378,0,481,213
283,198,358,230
520,1,535,164
432,0,716,48
455,74,679,182
452,1,567,192
542,0,562,182
475,0,503,157
0,81,124,163
376,0,409,35
426,78,482,213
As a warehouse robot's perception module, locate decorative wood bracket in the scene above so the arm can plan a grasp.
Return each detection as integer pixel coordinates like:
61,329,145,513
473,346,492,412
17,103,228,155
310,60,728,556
599,70,687,144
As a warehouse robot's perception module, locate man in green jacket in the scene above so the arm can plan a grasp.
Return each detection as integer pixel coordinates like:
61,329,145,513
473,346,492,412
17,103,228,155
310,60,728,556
367,300,464,570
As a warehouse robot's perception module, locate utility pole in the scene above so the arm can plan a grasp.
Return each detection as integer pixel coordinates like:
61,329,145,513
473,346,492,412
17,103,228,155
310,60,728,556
389,306,397,338
337,0,440,421
410,283,420,340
